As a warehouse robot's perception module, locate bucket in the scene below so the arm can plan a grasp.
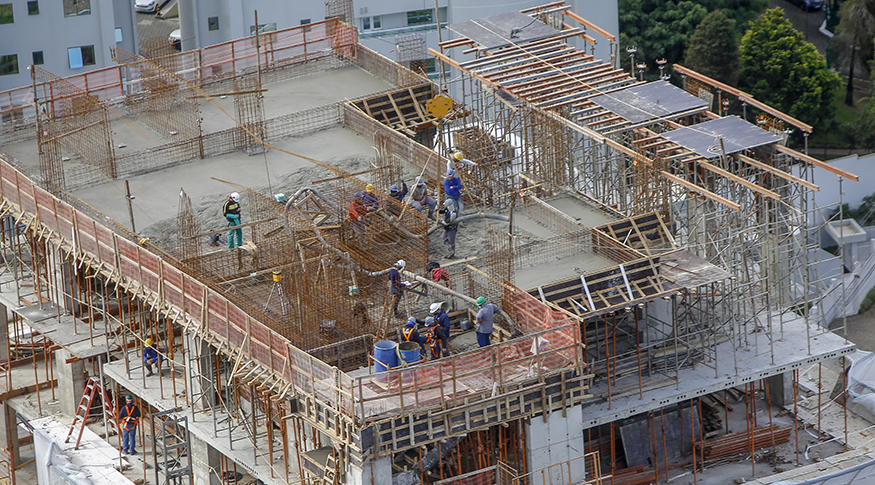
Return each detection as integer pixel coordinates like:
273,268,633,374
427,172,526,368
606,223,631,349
398,341,421,384
460,319,470,331
373,340,398,373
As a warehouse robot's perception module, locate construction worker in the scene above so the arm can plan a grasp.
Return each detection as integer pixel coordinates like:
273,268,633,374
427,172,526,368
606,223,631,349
426,261,450,287
447,151,478,174
223,192,242,249
143,338,162,376
402,317,427,355
474,297,499,347
389,260,411,317
443,169,464,215
348,192,368,247
363,184,379,212
430,302,450,355
118,395,140,455
438,198,459,259
387,182,408,217
409,177,436,219
425,316,449,359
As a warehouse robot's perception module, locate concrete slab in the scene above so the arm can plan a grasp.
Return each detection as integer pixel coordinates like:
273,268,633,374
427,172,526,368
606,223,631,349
581,313,856,430
103,358,299,485
30,415,134,485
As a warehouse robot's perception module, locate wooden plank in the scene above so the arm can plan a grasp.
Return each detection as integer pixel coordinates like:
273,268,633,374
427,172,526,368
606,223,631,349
673,64,812,133
731,152,819,191
660,171,742,210
565,10,616,41
774,144,859,182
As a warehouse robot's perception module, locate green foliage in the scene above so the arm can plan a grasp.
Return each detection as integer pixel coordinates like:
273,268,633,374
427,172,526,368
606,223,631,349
830,0,875,79
856,96,875,147
738,8,841,131
860,285,875,313
827,190,875,226
619,0,767,74
684,11,739,84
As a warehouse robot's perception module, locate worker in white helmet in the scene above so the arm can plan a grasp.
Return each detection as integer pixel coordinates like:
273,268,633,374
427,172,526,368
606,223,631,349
389,260,411,317
447,151,477,174
223,192,242,249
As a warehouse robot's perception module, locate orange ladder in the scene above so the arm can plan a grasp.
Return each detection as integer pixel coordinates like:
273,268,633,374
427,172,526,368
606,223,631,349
64,377,118,449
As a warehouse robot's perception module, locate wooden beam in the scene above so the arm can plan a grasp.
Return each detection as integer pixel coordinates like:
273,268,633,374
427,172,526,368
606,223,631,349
660,171,742,210
697,160,781,200
774,145,859,181
564,10,616,41
731,153,819,192
673,64,813,133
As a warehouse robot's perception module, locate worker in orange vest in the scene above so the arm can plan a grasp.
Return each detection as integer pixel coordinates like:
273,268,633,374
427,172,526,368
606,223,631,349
119,395,140,454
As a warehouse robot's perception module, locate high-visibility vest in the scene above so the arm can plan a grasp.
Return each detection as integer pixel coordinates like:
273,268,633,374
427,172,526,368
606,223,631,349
121,403,139,431
402,327,415,341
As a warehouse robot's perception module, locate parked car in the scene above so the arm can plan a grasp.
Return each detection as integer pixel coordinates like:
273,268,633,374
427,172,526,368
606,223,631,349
134,0,169,14
789,0,824,11
169,29,182,50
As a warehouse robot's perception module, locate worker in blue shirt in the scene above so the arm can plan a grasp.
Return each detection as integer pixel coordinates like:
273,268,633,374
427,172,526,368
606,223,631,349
389,260,411,317
387,182,408,216
429,302,451,356
143,338,162,376
443,169,464,214
223,192,242,249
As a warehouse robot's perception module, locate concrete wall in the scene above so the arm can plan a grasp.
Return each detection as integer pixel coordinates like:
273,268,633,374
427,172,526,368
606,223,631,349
525,409,586,485
0,0,121,91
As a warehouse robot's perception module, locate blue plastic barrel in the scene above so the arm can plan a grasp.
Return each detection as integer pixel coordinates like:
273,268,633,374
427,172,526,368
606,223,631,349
373,340,398,373
398,342,421,366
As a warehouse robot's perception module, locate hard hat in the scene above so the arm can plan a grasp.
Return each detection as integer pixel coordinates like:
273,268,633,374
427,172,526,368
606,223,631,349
425,316,435,325
145,338,154,346
126,394,133,401
476,296,486,306
353,192,363,199
406,317,416,327
453,151,464,161
389,184,399,192
231,192,240,202
443,198,454,207
430,302,442,314
274,193,286,203
415,176,425,186
395,259,406,269
446,169,455,177
366,184,375,193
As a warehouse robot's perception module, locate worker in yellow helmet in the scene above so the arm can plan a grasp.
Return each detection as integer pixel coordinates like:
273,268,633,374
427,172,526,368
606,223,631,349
143,337,162,377
363,184,379,211
447,151,477,174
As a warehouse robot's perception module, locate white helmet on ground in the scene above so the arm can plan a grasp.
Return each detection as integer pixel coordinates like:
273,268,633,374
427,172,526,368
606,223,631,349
395,260,406,269
231,192,240,202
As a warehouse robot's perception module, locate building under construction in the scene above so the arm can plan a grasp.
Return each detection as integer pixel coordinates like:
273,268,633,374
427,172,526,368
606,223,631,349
0,3,868,485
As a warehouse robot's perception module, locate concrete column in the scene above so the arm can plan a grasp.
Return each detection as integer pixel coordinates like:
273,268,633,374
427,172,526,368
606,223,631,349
0,403,19,465
55,348,85,417
526,406,586,484
190,433,222,485
768,372,795,409
346,454,392,485
0,303,8,362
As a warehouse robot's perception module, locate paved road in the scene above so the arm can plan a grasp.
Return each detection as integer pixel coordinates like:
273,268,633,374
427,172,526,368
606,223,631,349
136,12,179,54
770,0,829,56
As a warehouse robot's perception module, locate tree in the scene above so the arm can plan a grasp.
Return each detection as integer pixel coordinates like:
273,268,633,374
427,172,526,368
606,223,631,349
737,8,840,131
619,0,767,75
830,0,875,105
684,11,739,84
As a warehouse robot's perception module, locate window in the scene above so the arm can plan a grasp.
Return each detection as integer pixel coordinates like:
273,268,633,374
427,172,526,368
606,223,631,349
27,1,38,15
249,23,276,35
67,45,95,69
300,18,310,25
0,4,12,24
114,27,122,42
0,54,18,75
32,51,43,65
208,16,219,31
407,9,432,26
361,15,381,31
63,0,90,17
